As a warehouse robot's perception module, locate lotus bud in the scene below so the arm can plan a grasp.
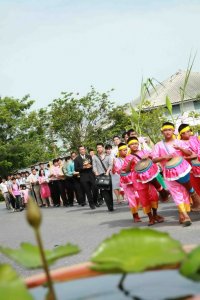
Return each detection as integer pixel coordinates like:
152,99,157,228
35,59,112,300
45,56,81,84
26,197,42,229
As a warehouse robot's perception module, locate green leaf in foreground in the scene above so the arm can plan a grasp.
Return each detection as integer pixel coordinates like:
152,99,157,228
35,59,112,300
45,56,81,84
166,95,173,115
0,242,80,269
180,246,200,281
0,264,33,300
91,228,185,273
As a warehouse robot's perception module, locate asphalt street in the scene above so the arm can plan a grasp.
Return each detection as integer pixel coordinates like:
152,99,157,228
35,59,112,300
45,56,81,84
1,199,200,278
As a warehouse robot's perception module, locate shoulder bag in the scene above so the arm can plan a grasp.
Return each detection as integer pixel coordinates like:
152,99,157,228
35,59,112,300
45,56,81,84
95,156,112,190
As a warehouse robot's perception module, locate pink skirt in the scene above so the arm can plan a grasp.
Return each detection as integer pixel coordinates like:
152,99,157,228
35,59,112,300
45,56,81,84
135,162,160,183
120,172,133,185
164,158,191,181
23,190,29,203
40,183,51,199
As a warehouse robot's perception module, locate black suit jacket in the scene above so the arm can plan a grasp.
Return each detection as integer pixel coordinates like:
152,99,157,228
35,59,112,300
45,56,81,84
74,155,94,178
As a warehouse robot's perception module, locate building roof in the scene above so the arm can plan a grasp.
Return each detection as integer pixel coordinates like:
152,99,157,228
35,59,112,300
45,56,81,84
132,70,200,108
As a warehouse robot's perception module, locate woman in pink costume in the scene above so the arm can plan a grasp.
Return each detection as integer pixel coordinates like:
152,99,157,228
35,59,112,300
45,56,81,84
38,169,51,207
152,122,200,227
178,123,200,196
112,142,141,222
124,137,164,226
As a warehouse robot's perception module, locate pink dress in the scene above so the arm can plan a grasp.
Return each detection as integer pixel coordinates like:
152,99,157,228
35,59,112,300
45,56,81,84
152,140,190,211
21,189,29,203
113,157,139,213
39,176,51,199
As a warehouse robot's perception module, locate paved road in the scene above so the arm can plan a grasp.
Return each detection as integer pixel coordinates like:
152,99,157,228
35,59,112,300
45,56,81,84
1,199,200,278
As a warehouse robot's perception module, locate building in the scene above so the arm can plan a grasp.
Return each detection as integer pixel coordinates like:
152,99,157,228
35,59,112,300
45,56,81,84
131,70,200,127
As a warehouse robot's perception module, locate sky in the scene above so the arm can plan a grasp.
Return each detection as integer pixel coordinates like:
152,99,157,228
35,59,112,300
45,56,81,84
0,0,200,109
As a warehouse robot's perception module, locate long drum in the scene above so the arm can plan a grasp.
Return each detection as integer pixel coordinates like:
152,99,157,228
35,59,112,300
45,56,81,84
164,156,191,181
134,158,159,183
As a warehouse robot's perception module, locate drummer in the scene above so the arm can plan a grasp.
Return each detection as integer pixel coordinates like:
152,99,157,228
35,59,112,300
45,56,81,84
152,121,200,226
124,137,164,226
178,123,200,196
112,143,141,223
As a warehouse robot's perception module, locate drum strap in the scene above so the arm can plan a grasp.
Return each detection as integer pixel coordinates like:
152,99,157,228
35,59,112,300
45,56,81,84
132,153,142,160
162,141,170,154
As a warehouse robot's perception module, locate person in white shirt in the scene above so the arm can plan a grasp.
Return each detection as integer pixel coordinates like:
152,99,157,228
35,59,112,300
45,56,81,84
0,178,12,209
111,135,121,158
27,168,43,206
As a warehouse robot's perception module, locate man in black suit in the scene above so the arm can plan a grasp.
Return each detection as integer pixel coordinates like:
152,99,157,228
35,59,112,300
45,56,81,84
74,145,99,209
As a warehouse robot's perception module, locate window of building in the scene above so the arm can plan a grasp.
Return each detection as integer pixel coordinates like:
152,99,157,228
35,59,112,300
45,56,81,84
172,104,180,115
194,101,200,111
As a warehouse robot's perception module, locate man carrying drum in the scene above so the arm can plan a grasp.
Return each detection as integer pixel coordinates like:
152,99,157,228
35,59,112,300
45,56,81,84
152,121,200,227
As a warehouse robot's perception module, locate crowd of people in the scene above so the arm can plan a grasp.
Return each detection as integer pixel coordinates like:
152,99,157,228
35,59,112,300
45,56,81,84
1,122,200,227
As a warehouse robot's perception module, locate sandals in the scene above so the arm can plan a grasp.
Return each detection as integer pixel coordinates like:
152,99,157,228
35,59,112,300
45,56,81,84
154,215,164,223
133,217,142,223
179,213,192,227
133,213,142,223
148,215,164,226
148,218,156,226
182,218,192,227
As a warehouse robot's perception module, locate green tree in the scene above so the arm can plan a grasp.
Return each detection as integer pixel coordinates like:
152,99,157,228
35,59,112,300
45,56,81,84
103,104,132,141
0,96,52,176
48,87,115,151
137,101,167,144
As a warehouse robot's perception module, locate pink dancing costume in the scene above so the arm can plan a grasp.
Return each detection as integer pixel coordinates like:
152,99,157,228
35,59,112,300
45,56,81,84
152,140,190,213
113,157,139,213
186,136,200,177
181,136,200,196
164,156,191,181
154,140,191,181
131,150,159,183
123,154,159,214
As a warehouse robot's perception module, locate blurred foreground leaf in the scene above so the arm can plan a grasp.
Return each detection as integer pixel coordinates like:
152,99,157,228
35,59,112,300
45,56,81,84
180,246,200,281
91,228,185,273
0,264,33,300
0,242,80,269
166,95,173,115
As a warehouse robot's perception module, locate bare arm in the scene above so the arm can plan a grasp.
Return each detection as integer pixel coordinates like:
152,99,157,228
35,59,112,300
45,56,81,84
152,155,173,163
174,145,192,156
126,159,133,172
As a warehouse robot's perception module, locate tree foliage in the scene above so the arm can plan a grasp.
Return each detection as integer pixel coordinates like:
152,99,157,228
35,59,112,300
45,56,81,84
0,96,53,176
48,87,115,151
104,105,132,141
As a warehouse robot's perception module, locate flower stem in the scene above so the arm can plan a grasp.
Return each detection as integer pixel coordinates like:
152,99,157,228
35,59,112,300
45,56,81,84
35,228,57,300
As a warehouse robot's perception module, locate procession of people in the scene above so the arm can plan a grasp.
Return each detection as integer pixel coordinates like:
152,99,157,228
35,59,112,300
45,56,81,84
1,121,200,227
